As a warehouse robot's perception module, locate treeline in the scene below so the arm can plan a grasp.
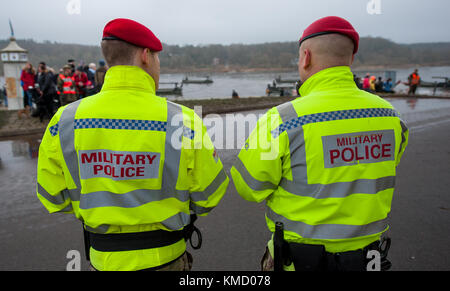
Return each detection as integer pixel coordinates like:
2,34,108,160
1,37,449,75
353,37,450,67
0,39,102,75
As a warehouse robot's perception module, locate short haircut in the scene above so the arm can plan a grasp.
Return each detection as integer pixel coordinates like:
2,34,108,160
101,40,142,67
307,34,354,58
301,33,354,67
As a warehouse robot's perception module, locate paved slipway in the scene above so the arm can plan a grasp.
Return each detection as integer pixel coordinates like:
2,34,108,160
0,97,449,271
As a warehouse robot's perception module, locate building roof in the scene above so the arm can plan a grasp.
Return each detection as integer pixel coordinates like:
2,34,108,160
1,37,27,53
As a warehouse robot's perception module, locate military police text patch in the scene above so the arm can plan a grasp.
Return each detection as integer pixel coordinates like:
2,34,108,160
79,150,161,180
322,130,395,168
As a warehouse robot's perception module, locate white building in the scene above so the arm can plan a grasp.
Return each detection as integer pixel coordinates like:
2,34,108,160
1,36,28,110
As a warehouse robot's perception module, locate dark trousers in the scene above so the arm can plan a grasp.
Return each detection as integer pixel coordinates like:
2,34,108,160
37,94,55,122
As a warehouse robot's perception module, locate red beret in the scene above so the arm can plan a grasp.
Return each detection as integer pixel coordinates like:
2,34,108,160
102,18,163,52
299,16,359,54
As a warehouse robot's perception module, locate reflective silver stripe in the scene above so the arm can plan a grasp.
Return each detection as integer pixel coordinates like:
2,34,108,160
60,203,74,213
266,206,388,240
161,102,183,195
190,170,228,202
59,100,83,202
276,102,298,124
85,224,111,234
80,188,189,209
232,157,277,191
85,213,190,234
37,183,67,205
280,176,396,199
190,201,214,215
277,102,308,188
160,212,191,231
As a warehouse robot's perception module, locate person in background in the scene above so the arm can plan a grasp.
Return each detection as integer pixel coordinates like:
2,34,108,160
369,75,376,92
95,60,108,92
85,63,97,96
67,59,76,74
362,73,370,91
57,65,78,106
1,83,7,108
383,78,395,93
353,74,361,89
408,69,420,95
36,62,57,122
73,66,88,99
375,76,384,92
20,62,36,111
232,89,240,99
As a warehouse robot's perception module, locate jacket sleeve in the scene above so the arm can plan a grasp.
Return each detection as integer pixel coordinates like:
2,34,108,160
41,73,51,93
230,108,284,203
186,113,229,217
36,109,73,214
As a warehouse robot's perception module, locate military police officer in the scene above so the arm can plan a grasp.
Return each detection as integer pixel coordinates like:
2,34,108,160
37,18,229,271
231,16,408,271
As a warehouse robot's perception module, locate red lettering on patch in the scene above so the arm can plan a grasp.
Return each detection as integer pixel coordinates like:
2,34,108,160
81,153,97,164
330,149,340,164
79,150,161,180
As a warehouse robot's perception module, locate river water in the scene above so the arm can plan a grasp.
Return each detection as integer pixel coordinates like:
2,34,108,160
159,66,450,100
1,66,448,101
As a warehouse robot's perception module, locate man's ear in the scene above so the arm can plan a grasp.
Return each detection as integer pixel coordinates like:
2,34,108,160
140,48,151,65
350,53,355,65
302,48,312,70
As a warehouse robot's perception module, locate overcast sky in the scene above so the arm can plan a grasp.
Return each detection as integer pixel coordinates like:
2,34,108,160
1,0,449,46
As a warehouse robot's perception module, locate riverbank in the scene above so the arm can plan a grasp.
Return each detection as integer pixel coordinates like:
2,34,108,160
0,96,296,139
0,94,448,139
159,63,450,74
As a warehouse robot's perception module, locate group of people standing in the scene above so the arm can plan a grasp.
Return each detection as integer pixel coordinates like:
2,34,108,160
355,74,395,93
354,69,421,95
19,59,108,121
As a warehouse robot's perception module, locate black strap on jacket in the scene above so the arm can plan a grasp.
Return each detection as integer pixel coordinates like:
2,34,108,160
273,221,392,271
82,214,202,261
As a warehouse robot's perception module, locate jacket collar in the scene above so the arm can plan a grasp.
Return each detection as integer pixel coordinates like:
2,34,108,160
299,66,356,96
101,65,156,94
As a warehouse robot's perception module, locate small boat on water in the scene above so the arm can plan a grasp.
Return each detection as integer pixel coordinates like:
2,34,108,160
182,76,213,84
266,84,296,96
157,82,183,96
275,76,299,84
419,77,449,89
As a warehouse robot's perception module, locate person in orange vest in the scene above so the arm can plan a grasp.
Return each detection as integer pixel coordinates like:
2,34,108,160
57,65,78,106
408,69,420,95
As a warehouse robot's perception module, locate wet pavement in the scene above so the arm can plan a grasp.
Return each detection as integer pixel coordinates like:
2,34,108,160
0,97,449,270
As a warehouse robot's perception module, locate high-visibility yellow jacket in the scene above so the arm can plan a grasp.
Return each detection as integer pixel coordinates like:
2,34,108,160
37,65,229,271
231,66,408,256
